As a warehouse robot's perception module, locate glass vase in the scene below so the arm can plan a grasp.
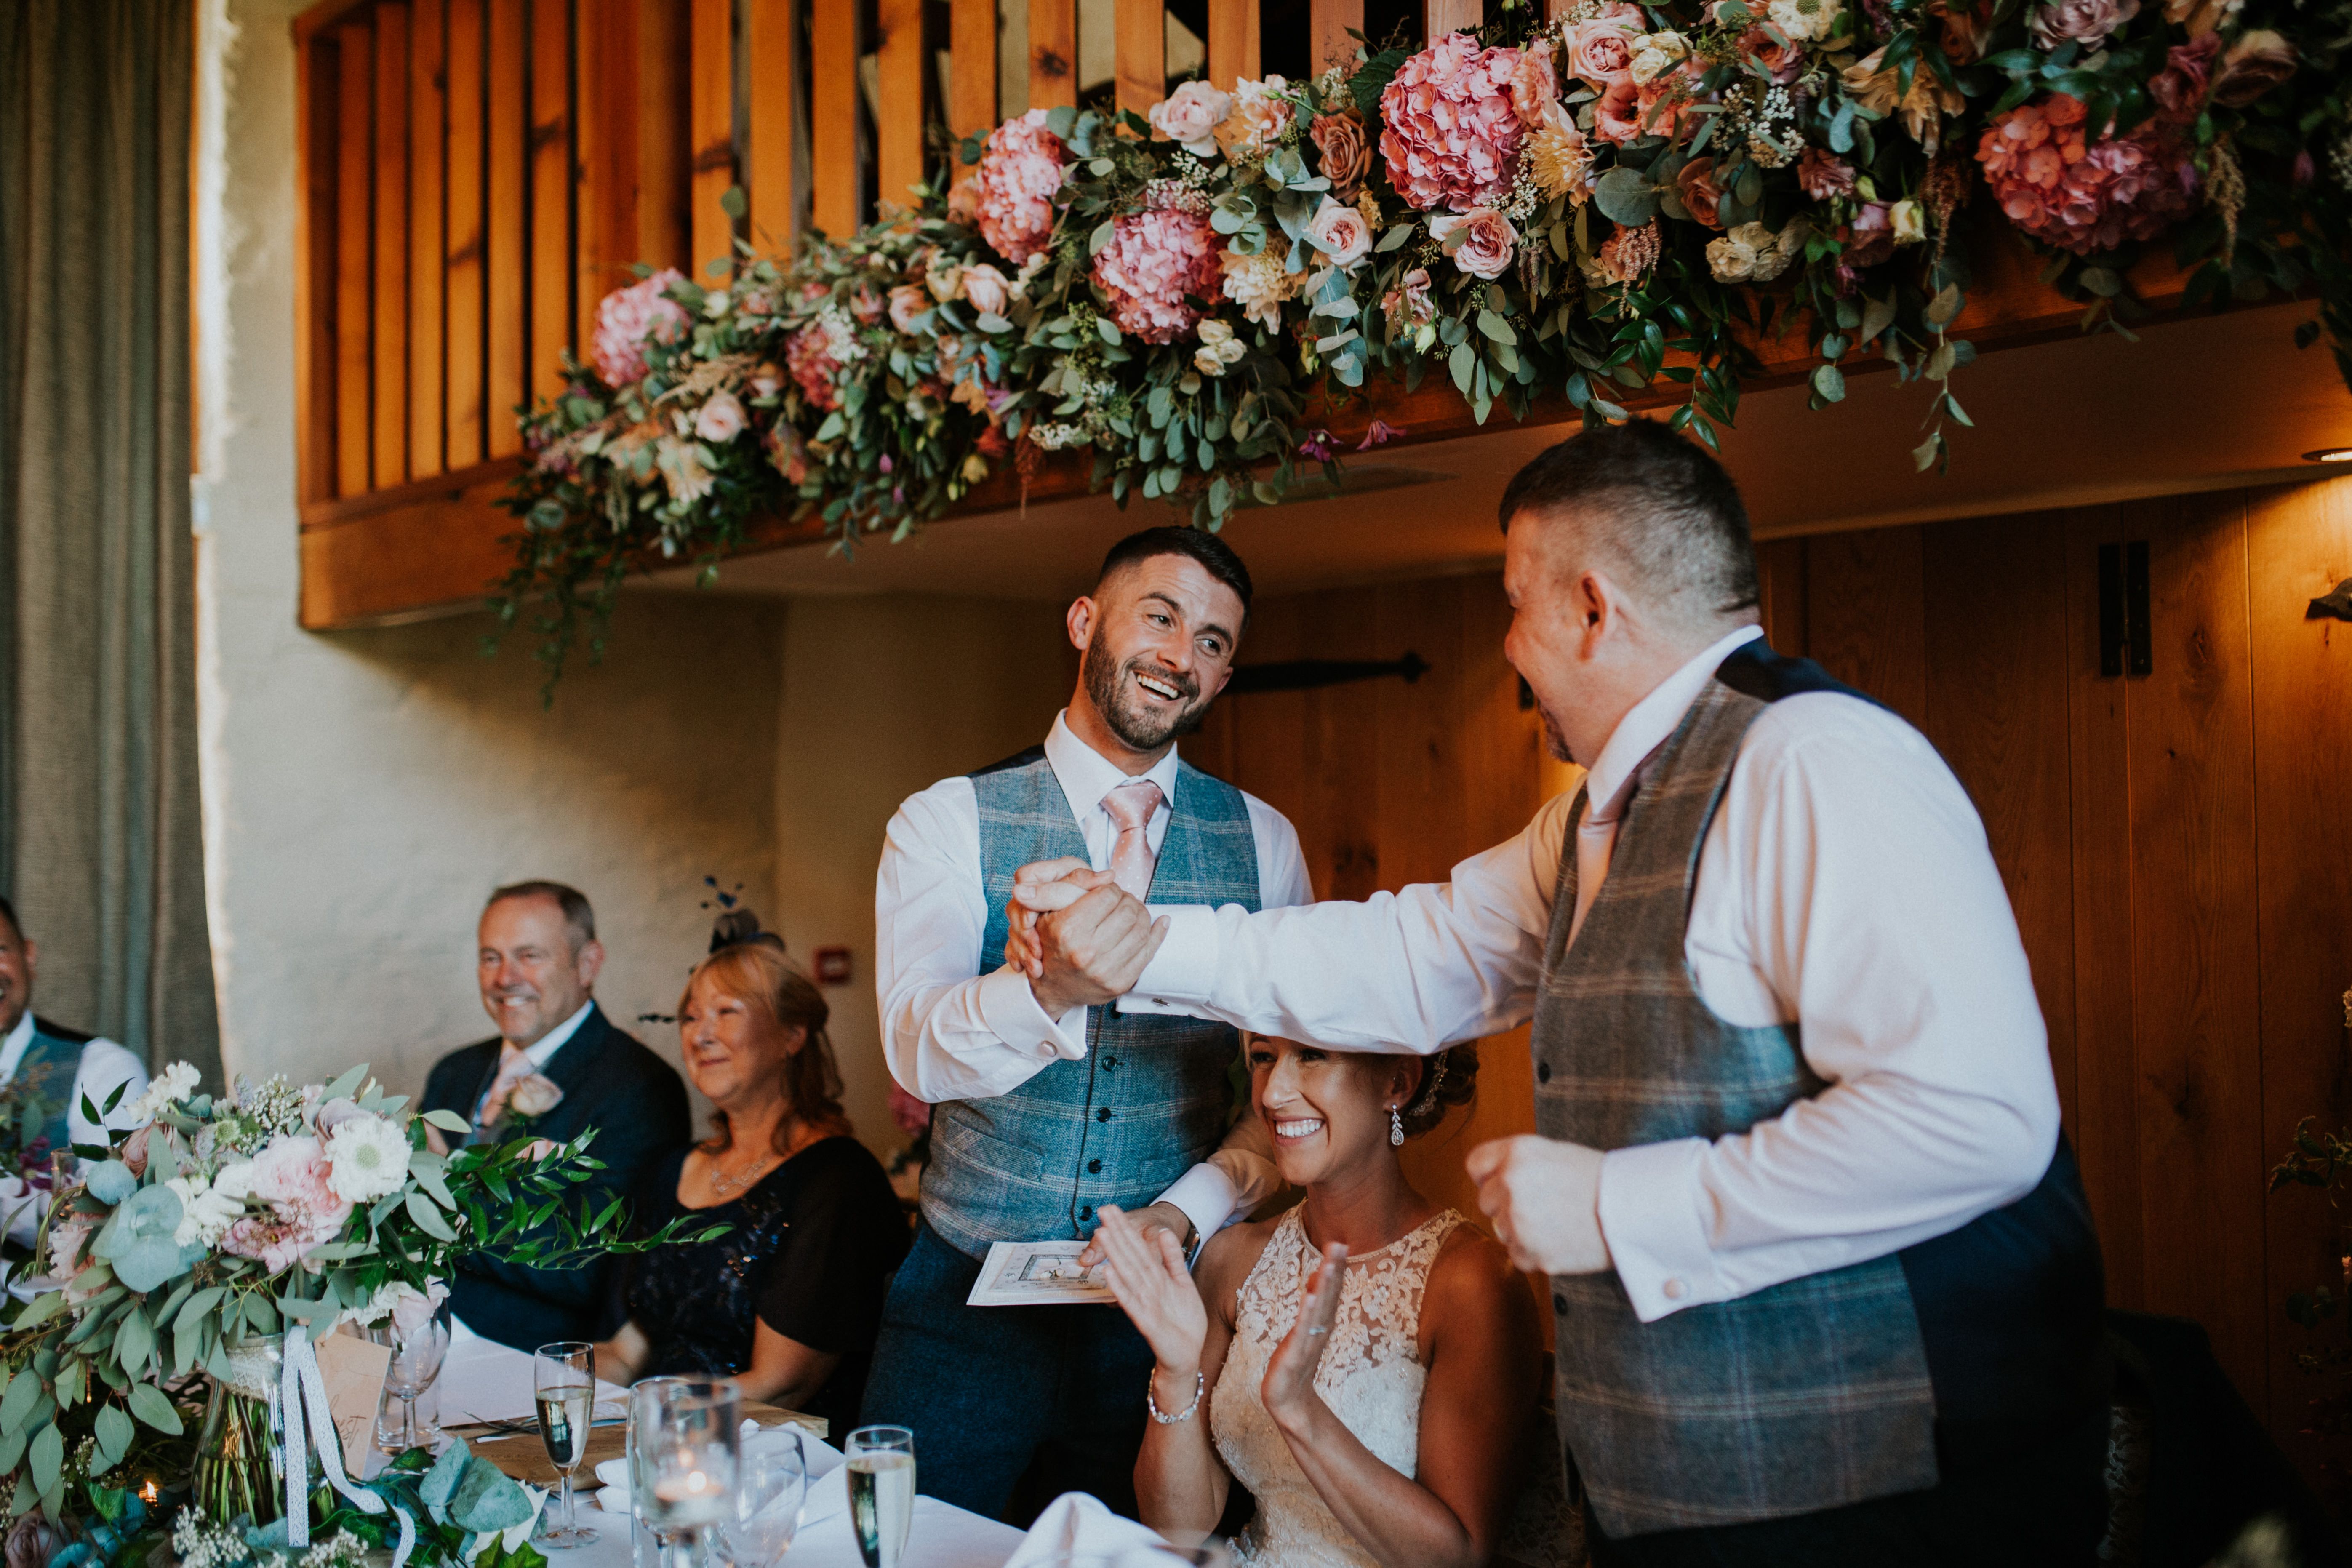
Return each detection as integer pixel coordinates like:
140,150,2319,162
192,1333,301,1528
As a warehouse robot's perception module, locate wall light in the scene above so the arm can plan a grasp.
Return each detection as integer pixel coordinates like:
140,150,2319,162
2303,447,2352,463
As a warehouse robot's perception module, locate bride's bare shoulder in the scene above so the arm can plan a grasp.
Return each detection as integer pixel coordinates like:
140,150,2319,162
1423,1221,1540,1343
1196,1212,1283,1300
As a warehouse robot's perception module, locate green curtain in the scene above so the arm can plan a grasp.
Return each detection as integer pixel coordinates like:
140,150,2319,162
0,0,220,1084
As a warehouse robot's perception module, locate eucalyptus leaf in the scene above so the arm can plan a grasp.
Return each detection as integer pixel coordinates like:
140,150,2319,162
84,1161,137,1206
1594,168,1659,227
26,1426,59,1496
1812,364,1847,402
93,1405,133,1472
127,1382,182,1435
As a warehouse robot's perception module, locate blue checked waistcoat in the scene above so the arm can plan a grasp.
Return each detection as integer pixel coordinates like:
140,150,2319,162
1536,675,1946,1537
8,1023,90,1158
918,747,1261,1260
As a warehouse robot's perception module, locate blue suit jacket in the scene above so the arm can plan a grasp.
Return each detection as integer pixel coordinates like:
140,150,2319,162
421,1003,691,1351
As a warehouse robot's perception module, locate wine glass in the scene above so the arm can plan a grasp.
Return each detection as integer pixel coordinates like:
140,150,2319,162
634,1378,741,1568
844,1425,916,1568
533,1341,600,1548
368,1317,449,1453
724,1427,807,1568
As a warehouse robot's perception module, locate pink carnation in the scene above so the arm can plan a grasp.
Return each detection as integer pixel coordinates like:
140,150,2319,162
589,269,690,387
1379,33,1535,212
1977,92,2200,256
223,1136,351,1274
785,323,843,411
1090,208,1221,344
975,109,1067,265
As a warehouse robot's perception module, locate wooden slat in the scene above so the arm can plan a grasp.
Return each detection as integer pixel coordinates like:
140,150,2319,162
576,0,634,344
811,0,860,235
295,31,342,504
408,0,447,479
1421,0,1480,35
875,0,926,212
2123,490,2266,1407
1115,0,1164,122
744,0,795,251
336,19,375,497
636,0,690,269
948,0,996,140
1803,525,1929,728
372,1,410,488
1922,512,2079,1133
485,0,526,457
1028,0,1075,111
1207,0,1256,88
688,0,736,280
529,0,571,405
445,0,487,465
1754,536,1808,655
2245,475,2352,1483
1310,0,1361,75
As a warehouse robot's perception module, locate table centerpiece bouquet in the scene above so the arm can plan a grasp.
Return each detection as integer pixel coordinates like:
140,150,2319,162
0,1061,717,1568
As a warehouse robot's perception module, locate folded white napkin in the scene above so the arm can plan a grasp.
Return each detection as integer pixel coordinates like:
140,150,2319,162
1001,1492,1170,1568
591,1431,844,1519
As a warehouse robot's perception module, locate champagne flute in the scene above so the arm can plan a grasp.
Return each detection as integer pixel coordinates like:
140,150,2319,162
844,1425,916,1568
533,1341,600,1548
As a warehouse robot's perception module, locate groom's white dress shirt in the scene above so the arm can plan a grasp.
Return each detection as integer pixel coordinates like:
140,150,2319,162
1122,625,2064,1323
878,711,1312,1243
0,1013,149,1248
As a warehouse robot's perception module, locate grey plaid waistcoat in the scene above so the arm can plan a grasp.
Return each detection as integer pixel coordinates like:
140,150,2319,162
918,747,1259,1260
1534,677,1940,1538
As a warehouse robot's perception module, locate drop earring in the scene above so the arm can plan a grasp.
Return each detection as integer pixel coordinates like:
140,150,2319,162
1389,1105,1404,1146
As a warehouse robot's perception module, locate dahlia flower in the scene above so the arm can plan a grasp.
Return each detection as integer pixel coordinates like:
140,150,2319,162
1379,33,1534,212
589,269,689,387
1219,247,1307,331
1092,207,1222,343
975,109,1067,264
1529,111,1595,204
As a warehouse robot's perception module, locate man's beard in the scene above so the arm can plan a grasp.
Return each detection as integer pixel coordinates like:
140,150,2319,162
1084,630,1210,752
1537,704,1573,764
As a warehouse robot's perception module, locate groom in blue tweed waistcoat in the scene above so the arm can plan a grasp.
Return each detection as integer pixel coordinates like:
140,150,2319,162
864,527,1309,1522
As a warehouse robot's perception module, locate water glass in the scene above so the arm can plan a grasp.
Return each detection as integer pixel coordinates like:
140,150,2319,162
844,1425,915,1568
533,1341,600,1548
724,1427,807,1568
632,1378,741,1568
367,1318,450,1453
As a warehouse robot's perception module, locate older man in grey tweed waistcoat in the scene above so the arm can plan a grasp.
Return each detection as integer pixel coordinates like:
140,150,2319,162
1011,425,2107,1564
867,526,1311,1523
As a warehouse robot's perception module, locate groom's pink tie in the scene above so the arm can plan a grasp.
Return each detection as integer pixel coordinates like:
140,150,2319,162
1104,780,1166,902
1565,796,1622,952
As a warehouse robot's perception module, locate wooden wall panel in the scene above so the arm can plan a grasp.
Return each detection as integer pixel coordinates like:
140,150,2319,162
371,2,409,488
485,0,527,458
1805,525,1928,727
295,30,342,504
1421,0,1480,36
335,21,375,497
1755,535,1808,656
744,0,795,251
875,0,927,211
408,0,447,479
688,0,736,279
2245,479,2352,1471
445,0,488,467
949,0,997,140
529,0,571,405
811,0,861,235
576,0,632,347
2125,491,2267,1403
1922,512,2079,1132
1028,0,1076,111
1208,0,1258,87
636,0,689,270
1115,0,1165,121
1310,0,1363,75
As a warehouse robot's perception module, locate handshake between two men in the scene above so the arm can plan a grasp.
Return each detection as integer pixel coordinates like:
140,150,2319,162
1001,857,1614,1282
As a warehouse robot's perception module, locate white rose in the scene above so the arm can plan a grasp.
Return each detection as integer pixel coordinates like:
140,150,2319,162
324,1112,413,1203
1629,31,1690,85
1148,81,1234,158
1890,200,1927,245
693,389,748,444
960,263,1011,317
1306,196,1373,269
1766,0,1842,40
1706,230,1763,282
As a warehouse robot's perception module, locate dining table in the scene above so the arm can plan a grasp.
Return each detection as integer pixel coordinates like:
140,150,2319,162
409,1325,1027,1568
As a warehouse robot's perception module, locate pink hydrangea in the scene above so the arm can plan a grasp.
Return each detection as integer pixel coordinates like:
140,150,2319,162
975,109,1068,265
1977,92,2200,256
1090,207,1221,344
590,269,690,387
785,323,843,411
1379,33,1534,212
223,1136,352,1274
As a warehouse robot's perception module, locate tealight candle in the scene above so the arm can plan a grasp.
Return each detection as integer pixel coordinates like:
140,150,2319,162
650,1466,731,1527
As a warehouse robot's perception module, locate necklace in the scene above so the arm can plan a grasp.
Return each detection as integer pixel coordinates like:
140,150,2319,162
707,1119,808,1197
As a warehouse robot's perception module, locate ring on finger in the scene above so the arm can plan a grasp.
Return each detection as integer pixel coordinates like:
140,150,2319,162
1305,1326,1328,1337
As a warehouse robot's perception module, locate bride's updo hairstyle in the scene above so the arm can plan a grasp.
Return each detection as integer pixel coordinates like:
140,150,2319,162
1397,1045,1479,1139
684,909,853,1152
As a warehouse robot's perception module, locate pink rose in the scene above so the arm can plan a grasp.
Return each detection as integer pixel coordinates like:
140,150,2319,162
224,1135,351,1273
1738,25,1805,82
1509,41,1560,126
851,286,885,325
1798,146,1857,199
693,389,748,443
1431,207,1518,279
960,263,1011,317
2149,32,2219,118
1091,207,1222,343
2211,30,2295,108
1309,112,1373,196
1149,81,1234,157
2028,0,2138,49
975,110,1067,264
589,269,689,387
1379,32,1536,211
888,284,930,334
6,1517,57,1568
1843,201,1897,268
1677,156,1726,229
1307,196,1373,268
1563,5,1645,89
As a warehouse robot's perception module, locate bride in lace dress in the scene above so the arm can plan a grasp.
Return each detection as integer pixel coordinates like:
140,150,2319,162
1095,1036,1542,1568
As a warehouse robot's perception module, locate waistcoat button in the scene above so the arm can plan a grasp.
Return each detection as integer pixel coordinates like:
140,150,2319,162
1552,1293,1568,1315
1537,1061,1552,1083
1096,1107,1112,1122
1087,1159,1102,1173
1079,1205,1093,1221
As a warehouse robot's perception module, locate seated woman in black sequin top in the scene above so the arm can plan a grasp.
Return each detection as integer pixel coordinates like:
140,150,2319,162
594,916,908,1423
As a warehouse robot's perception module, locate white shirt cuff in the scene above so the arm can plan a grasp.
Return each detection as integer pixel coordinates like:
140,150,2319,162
1153,1161,1240,1253
974,965,1088,1061
1597,1138,1723,1323
1122,905,1221,1015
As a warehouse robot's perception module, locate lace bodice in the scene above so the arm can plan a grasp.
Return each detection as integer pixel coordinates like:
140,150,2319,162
1210,1207,1468,1568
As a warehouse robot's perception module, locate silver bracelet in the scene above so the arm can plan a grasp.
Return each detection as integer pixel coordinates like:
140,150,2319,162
1148,1369,1205,1424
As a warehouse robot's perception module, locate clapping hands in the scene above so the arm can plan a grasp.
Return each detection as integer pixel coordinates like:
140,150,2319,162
1096,1204,1209,1385
1260,1240,1347,1431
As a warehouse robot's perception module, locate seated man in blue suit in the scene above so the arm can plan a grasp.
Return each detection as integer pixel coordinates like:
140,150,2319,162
422,881,690,1351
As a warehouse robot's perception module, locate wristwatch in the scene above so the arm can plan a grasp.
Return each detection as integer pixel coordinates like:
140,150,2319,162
1179,1213,1204,1269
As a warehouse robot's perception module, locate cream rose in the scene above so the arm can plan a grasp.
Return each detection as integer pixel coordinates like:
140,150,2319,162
1629,31,1691,85
1307,196,1373,269
1891,200,1927,244
693,389,748,443
1149,81,1233,158
960,263,1011,317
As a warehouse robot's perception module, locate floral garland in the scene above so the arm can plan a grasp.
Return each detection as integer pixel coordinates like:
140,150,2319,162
500,0,2351,680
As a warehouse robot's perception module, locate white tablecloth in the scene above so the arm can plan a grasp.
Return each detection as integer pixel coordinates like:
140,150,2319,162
435,1329,1025,1568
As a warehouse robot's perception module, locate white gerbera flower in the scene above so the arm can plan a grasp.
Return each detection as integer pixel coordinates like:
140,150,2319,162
323,1114,412,1203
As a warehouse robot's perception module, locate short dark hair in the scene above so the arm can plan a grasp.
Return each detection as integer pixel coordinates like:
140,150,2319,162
1496,421,1760,624
1095,526,1254,619
0,896,18,945
486,880,596,951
